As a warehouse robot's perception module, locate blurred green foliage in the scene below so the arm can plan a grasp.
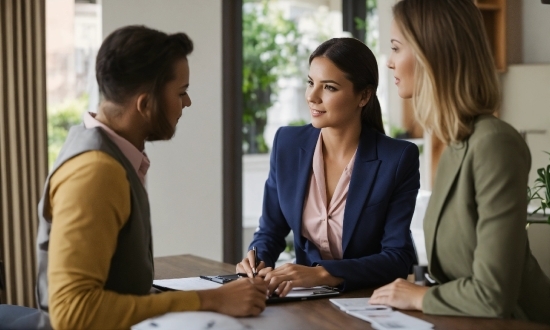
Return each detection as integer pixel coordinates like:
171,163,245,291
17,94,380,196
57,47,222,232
242,0,304,154
288,119,308,127
353,0,378,53
389,125,408,139
47,95,87,169
527,151,550,224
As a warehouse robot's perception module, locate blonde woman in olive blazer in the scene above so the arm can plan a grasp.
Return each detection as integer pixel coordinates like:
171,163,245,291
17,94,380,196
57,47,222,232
370,0,550,325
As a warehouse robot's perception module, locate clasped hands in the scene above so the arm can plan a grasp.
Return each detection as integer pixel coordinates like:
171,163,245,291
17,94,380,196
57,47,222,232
236,250,343,298
236,250,429,311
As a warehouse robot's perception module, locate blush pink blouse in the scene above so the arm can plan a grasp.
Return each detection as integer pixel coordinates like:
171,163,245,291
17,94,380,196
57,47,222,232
301,132,356,260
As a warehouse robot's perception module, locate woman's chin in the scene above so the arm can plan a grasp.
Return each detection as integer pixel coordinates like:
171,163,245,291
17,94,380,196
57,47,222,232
310,118,327,129
397,89,413,99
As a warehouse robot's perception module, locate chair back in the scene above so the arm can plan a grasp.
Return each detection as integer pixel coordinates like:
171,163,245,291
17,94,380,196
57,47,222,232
0,304,52,330
0,260,4,304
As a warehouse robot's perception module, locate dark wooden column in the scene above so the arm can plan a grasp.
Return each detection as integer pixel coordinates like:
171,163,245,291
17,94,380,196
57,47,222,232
342,0,366,41
222,0,243,264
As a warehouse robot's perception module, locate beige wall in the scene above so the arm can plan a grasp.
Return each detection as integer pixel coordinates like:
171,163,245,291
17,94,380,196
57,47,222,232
500,65,550,202
377,0,400,130
504,1,550,275
46,0,75,104
522,0,550,64
102,0,223,261
500,64,550,277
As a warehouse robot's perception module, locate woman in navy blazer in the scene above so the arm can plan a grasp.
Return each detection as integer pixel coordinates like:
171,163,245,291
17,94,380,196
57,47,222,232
237,38,420,296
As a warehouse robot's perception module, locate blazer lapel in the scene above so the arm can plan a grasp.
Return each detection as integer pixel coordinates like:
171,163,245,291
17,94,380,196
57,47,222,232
342,128,381,253
291,127,319,245
424,141,468,268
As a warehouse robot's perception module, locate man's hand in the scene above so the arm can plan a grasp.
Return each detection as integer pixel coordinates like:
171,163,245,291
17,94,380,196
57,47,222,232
198,277,268,317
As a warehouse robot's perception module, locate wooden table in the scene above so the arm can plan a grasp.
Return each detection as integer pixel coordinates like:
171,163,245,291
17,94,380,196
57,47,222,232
155,254,550,330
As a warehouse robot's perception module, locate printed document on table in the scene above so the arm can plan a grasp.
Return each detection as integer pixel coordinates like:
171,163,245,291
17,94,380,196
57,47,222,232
153,278,339,301
153,277,222,291
348,310,434,330
330,298,392,311
132,311,247,330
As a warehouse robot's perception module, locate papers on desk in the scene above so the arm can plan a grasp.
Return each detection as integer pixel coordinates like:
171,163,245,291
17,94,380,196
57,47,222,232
153,277,339,302
330,298,392,312
153,277,221,291
330,298,434,330
131,311,247,330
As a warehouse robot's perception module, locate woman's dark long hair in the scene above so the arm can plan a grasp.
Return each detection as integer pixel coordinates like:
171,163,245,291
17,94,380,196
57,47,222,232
96,25,193,140
309,38,385,134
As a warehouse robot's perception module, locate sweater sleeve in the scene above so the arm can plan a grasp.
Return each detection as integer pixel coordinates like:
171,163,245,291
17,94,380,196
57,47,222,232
48,151,200,330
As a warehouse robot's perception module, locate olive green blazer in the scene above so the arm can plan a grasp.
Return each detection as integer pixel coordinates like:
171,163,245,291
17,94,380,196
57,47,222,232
422,115,550,324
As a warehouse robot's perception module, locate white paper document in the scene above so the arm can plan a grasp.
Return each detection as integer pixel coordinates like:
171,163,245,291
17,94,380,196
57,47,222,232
330,298,391,311
330,298,433,329
349,310,434,330
154,278,339,301
153,277,221,291
132,311,247,330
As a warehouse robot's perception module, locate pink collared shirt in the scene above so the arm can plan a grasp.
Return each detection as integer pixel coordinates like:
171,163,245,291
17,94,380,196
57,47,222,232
83,112,150,186
301,132,356,260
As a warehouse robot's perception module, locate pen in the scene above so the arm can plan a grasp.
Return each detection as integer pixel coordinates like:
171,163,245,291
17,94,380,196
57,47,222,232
252,246,258,278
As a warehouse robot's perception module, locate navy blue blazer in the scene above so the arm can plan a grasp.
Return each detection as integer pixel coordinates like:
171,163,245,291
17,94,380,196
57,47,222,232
249,124,420,291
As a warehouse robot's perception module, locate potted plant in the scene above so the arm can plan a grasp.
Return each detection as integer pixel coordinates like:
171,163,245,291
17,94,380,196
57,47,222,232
527,151,550,225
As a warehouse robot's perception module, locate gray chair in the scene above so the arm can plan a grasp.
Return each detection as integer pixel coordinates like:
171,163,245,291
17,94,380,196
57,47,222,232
0,261,51,330
0,304,51,330
0,260,4,304
409,230,435,286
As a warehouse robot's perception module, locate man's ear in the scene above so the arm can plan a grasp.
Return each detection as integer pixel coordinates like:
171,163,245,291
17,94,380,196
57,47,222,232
136,93,151,119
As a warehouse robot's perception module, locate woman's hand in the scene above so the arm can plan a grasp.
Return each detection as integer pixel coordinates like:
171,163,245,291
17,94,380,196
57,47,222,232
198,277,268,317
236,250,271,278
369,278,429,311
263,263,343,297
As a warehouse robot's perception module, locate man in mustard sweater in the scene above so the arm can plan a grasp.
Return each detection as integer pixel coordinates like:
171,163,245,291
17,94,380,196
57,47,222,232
35,25,267,329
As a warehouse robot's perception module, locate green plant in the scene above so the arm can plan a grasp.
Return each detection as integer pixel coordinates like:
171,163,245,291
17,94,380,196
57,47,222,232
242,0,303,154
48,95,88,169
389,125,408,139
527,151,550,224
287,119,307,127
353,0,378,54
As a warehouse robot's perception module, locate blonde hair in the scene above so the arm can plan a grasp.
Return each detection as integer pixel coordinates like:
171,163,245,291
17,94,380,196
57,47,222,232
393,0,500,144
